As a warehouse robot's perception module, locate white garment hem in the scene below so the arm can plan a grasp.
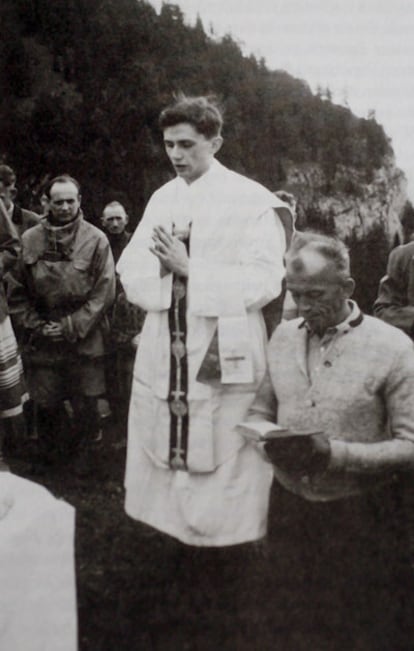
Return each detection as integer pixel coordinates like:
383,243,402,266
124,504,267,547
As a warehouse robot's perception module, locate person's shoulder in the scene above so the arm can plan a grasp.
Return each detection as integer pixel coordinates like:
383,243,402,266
389,241,414,262
21,219,47,260
21,208,41,222
222,165,270,194
21,218,45,242
149,177,177,200
141,178,178,216
269,317,303,346
81,218,104,235
362,314,413,351
13,206,41,234
220,164,285,212
80,219,110,245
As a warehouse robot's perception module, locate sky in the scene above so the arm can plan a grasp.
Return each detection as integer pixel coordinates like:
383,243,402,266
149,0,414,199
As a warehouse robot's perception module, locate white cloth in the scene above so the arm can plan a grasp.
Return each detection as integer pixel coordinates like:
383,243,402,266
117,159,288,545
0,473,77,651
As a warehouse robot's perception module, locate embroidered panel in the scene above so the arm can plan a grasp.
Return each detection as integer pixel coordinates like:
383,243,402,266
168,234,190,470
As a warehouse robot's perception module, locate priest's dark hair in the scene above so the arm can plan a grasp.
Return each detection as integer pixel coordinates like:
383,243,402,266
159,94,223,138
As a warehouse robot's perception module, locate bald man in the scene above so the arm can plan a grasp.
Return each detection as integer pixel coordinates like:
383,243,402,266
248,231,414,649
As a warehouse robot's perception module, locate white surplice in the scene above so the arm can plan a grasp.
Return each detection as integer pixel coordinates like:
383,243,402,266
0,473,77,651
117,159,288,546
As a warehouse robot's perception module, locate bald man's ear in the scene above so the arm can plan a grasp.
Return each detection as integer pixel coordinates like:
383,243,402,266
344,277,355,298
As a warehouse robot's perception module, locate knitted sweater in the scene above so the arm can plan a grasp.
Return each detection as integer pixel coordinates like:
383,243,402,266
249,305,414,500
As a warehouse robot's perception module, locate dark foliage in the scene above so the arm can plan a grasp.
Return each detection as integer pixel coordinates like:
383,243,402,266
299,204,337,235
0,0,390,227
346,223,390,313
401,201,414,243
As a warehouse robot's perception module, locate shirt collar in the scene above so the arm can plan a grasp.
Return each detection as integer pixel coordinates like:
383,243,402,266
176,158,223,192
298,300,363,335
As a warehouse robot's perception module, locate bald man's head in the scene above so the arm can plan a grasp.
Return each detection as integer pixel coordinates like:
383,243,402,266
101,201,128,234
286,232,355,335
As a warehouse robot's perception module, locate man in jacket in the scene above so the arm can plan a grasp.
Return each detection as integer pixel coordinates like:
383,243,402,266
373,239,414,335
248,231,414,649
8,175,115,472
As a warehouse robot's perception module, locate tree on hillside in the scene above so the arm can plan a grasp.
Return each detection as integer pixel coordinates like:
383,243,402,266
401,201,414,243
0,0,392,228
346,224,390,314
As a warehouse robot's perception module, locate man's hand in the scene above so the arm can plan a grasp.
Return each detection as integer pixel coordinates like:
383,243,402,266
264,432,331,474
42,321,64,340
150,225,189,277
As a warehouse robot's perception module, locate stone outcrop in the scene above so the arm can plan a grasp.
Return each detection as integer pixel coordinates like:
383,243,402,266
280,154,407,245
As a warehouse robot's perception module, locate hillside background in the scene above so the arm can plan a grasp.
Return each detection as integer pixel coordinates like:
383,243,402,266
1,0,412,310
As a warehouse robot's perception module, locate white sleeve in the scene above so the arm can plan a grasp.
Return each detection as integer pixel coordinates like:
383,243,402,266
116,196,172,312
188,207,286,316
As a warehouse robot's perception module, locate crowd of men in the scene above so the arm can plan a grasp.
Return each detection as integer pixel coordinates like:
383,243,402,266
2,94,414,648
0,165,142,475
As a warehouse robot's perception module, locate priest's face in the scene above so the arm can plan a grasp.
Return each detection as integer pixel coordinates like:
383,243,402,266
163,123,222,184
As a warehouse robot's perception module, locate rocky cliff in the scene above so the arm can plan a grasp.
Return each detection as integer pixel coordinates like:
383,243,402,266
281,154,407,246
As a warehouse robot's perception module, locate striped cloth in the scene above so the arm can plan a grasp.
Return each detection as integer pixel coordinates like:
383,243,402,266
0,316,28,418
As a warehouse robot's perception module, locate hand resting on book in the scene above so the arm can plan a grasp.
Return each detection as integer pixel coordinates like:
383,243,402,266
264,432,330,475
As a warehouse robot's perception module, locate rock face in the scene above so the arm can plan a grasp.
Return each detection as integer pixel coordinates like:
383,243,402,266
281,154,407,245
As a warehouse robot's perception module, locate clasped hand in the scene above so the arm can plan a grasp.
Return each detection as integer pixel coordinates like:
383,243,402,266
150,225,189,277
42,321,64,340
264,432,331,475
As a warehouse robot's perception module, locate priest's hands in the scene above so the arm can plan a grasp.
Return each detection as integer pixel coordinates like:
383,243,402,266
150,226,189,277
264,432,331,475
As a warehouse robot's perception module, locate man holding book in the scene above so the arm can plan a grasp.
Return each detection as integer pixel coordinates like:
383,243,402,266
247,231,414,649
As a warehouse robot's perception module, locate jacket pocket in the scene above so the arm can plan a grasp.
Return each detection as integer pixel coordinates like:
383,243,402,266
70,258,93,296
72,259,90,271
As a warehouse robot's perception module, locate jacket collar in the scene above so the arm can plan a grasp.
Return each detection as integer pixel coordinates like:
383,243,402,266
42,211,83,257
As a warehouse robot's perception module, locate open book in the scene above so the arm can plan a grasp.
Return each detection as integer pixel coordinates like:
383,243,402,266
236,420,321,443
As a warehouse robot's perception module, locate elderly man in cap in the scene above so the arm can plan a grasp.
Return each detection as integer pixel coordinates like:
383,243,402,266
8,174,115,474
247,231,414,649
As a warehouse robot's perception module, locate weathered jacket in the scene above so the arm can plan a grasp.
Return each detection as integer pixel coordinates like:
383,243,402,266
374,241,414,336
8,213,115,358
11,205,41,238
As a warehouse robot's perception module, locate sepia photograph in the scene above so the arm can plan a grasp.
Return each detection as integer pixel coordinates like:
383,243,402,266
1,1,414,649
